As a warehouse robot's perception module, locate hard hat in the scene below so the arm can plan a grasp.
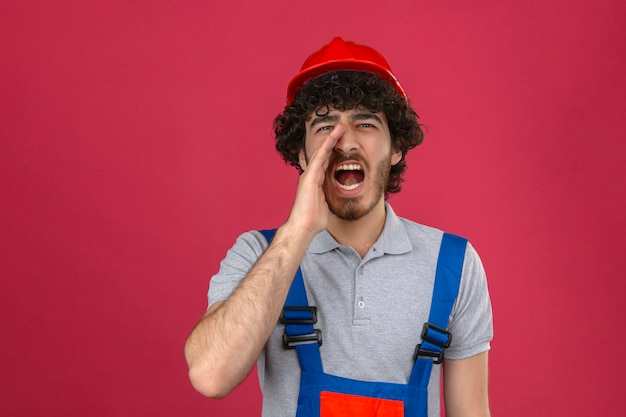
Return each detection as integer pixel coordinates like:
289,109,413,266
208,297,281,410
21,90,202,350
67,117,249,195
286,37,407,105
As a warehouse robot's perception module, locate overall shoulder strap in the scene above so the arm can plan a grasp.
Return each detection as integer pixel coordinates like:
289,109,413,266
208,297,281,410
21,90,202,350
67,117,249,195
259,229,323,372
409,232,468,386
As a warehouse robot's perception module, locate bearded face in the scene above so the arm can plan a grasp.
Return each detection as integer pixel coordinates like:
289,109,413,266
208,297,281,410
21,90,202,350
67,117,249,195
301,107,400,222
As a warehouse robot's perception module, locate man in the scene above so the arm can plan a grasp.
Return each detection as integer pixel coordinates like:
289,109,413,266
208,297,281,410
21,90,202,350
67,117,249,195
185,37,493,417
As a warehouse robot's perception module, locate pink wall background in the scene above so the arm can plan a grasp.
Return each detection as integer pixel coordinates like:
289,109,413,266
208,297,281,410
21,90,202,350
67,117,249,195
2,1,625,415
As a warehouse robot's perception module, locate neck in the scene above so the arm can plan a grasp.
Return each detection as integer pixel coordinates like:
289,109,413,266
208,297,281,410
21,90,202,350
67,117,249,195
326,200,388,258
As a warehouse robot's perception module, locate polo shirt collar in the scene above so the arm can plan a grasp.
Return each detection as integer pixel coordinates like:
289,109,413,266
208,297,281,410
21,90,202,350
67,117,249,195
308,203,413,255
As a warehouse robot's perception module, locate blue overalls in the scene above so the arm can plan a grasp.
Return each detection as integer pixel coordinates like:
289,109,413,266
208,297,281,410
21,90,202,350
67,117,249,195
260,229,467,417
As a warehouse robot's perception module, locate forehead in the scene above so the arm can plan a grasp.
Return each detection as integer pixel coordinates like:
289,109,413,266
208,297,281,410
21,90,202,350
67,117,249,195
305,105,388,126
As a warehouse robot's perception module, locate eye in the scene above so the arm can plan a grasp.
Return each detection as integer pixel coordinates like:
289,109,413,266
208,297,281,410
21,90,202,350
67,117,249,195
317,125,334,132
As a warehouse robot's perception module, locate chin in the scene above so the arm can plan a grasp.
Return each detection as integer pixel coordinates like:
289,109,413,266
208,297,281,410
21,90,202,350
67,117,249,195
328,196,380,221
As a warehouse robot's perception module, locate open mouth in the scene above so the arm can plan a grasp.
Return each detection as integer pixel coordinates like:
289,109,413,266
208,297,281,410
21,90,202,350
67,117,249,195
334,163,364,191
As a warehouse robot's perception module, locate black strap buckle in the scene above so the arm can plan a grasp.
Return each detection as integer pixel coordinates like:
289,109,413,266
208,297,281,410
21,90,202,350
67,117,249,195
280,306,322,349
421,323,452,348
413,323,452,364
413,344,445,364
283,329,323,349
279,306,317,325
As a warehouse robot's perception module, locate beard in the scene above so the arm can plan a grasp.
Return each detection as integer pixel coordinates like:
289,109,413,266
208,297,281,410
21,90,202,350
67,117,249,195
324,154,391,221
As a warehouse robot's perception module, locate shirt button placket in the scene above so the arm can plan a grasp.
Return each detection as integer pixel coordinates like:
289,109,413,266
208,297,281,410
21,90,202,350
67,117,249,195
355,266,366,317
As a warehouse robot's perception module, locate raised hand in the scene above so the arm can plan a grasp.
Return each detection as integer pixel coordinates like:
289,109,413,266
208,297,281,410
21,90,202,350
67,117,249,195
285,123,344,237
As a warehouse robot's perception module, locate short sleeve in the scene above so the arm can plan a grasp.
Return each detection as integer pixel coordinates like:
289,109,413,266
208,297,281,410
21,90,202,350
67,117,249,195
207,230,269,307
445,242,494,359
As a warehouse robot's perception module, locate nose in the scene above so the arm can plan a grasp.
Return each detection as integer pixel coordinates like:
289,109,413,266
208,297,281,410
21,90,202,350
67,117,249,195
333,124,359,155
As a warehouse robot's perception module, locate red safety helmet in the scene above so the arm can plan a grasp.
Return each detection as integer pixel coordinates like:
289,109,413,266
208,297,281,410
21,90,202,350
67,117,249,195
286,37,407,105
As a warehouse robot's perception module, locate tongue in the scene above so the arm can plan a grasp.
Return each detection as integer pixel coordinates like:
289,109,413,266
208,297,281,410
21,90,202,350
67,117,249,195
336,171,364,186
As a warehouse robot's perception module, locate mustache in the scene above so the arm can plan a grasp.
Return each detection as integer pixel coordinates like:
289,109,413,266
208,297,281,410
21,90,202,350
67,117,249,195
303,150,368,171
328,153,368,169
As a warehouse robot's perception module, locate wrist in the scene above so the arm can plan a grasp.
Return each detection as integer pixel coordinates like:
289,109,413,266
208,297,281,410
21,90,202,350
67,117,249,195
276,219,319,252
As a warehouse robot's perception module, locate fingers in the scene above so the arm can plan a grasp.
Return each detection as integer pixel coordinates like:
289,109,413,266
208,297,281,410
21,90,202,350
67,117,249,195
306,124,344,172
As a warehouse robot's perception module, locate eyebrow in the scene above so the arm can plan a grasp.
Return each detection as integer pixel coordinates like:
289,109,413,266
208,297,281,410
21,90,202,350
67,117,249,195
351,112,384,124
308,114,340,131
308,111,384,131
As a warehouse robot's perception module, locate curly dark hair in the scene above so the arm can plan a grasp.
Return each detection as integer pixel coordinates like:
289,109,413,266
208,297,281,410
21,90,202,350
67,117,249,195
273,70,424,195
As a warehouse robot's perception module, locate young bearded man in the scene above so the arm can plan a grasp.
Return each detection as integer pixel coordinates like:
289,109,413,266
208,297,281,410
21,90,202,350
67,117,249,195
185,37,493,417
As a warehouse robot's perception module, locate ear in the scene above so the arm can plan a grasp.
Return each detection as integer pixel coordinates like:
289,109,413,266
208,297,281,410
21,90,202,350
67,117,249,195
298,149,308,170
391,143,402,166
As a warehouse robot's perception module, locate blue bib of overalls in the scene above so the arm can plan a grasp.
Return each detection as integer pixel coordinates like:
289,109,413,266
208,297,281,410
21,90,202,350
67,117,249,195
260,229,467,417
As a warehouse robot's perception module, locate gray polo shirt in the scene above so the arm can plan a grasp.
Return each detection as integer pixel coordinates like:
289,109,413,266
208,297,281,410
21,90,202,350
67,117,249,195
208,204,493,417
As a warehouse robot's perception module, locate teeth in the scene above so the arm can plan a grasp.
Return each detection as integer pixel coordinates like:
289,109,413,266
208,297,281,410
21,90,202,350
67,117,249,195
336,163,362,171
338,183,360,191
334,162,363,191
